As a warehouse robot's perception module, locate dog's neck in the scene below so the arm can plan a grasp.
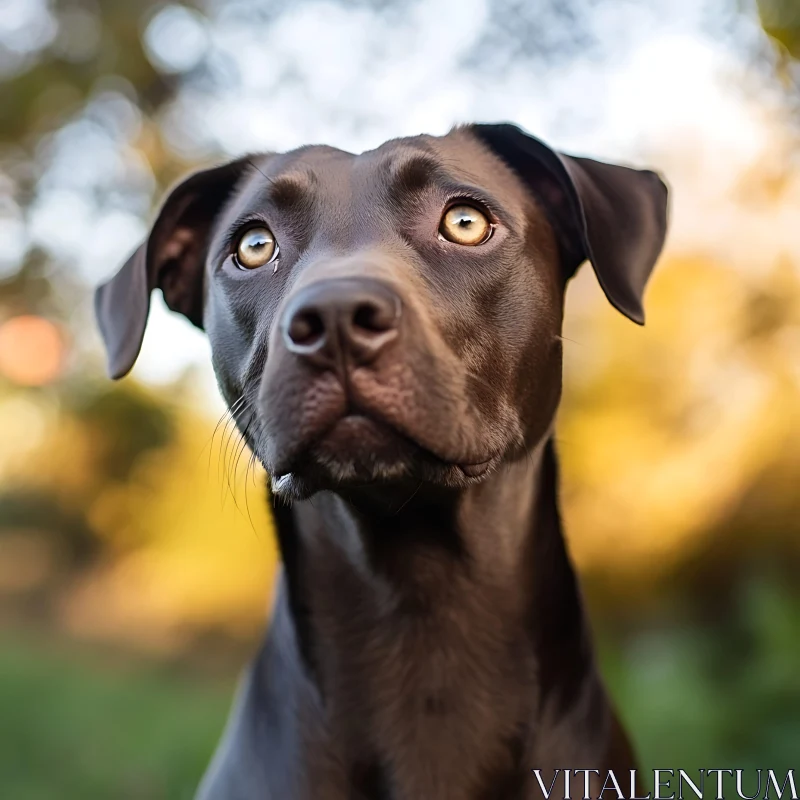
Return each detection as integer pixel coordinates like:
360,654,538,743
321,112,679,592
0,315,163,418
305,438,543,602
269,436,595,791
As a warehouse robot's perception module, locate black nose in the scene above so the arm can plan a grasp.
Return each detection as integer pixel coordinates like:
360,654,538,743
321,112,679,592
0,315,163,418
281,278,401,369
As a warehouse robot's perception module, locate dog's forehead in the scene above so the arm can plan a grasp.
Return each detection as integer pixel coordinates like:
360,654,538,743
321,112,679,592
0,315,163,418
368,128,515,185
236,128,526,206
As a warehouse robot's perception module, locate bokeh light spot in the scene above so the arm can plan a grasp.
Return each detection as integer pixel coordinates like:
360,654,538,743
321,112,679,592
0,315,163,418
0,315,65,386
143,5,209,75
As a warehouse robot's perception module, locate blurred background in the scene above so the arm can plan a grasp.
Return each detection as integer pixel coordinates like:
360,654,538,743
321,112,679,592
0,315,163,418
1,0,799,797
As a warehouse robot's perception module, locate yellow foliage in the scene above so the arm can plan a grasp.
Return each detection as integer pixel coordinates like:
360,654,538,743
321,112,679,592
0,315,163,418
560,255,800,579
63,411,278,652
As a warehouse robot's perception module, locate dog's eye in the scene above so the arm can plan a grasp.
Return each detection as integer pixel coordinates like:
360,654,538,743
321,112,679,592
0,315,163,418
235,226,278,269
439,204,492,246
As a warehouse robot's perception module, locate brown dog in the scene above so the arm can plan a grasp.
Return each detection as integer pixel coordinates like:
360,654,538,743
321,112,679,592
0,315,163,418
95,123,668,799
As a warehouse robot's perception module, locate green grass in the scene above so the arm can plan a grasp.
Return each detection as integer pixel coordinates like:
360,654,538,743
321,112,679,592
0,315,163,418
0,633,234,800
598,576,800,781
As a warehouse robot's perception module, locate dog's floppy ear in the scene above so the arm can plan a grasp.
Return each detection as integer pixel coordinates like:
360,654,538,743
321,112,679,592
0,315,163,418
94,157,254,379
470,123,669,324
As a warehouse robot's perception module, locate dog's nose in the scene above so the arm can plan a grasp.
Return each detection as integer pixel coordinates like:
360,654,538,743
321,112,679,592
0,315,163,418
281,278,401,369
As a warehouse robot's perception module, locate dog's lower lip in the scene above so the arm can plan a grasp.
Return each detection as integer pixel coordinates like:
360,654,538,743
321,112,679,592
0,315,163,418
458,460,493,478
267,410,500,484
272,473,294,492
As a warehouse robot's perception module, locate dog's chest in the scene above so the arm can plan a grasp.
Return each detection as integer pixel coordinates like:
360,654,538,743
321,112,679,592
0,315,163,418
315,586,537,799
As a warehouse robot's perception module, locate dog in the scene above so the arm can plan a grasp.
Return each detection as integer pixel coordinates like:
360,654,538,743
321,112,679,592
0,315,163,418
95,123,668,799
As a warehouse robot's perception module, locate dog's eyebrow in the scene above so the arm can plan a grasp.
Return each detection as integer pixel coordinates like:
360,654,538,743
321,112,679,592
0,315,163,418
262,171,317,209
386,154,447,195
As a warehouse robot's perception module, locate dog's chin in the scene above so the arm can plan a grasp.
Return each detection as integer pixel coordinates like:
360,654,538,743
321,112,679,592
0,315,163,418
266,415,498,501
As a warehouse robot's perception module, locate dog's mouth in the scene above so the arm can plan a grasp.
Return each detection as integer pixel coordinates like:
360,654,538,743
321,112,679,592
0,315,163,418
257,316,514,499
268,408,498,498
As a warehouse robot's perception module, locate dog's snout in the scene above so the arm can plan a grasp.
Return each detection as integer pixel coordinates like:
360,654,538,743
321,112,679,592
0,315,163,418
282,278,401,369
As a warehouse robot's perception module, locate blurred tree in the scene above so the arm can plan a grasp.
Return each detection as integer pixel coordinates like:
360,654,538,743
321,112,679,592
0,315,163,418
65,381,175,482
758,0,800,60
0,0,798,635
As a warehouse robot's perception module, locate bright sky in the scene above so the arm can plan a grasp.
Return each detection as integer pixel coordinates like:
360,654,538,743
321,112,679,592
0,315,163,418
10,0,792,404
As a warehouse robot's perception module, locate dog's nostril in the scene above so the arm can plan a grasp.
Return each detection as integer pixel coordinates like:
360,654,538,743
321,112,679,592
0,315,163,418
288,309,325,347
352,301,396,334
281,279,401,366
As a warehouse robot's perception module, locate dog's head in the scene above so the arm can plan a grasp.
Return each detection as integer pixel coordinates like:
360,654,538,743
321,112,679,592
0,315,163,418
95,124,668,499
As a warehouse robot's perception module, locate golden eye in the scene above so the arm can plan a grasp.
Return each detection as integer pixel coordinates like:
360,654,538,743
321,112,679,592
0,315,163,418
236,226,277,269
439,204,492,246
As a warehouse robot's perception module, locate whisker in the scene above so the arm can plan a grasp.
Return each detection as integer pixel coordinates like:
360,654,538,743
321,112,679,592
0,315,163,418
225,414,255,522
202,394,246,482
394,480,423,515
199,402,236,474
219,397,249,508
556,334,583,346
225,406,255,506
218,417,237,508
245,157,275,185
243,449,260,535
232,418,254,483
